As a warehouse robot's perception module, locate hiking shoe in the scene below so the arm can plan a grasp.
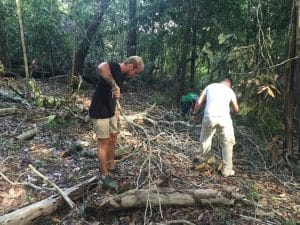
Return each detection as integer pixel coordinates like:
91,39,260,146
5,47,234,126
221,169,235,177
101,176,119,190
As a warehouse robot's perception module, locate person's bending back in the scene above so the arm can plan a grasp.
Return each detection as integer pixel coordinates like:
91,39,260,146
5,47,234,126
180,92,198,117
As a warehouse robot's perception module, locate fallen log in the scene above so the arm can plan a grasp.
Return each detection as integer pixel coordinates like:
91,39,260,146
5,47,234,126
16,128,38,141
89,187,234,212
59,139,90,158
0,107,18,116
0,176,98,225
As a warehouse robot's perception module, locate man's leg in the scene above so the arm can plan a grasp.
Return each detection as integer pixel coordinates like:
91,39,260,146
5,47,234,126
92,118,110,175
97,138,111,176
219,118,235,177
194,117,216,162
107,133,117,170
93,117,119,189
97,137,119,189
199,117,216,155
180,102,190,116
107,114,119,171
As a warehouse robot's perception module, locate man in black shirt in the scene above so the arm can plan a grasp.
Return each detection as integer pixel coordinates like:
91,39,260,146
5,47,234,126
89,56,144,189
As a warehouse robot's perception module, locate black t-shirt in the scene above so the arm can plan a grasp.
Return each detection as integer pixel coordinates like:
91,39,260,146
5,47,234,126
89,62,124,119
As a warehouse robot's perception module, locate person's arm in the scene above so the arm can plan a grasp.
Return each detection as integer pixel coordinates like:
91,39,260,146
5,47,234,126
191,91,206,116
231,100,239,113
98,62,120,99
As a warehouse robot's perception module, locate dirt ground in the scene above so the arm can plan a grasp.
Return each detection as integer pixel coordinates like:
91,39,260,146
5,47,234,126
0,77,299,225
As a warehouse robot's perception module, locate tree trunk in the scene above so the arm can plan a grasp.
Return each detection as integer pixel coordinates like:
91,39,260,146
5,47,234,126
49,38,55,76
73,0,110,77
88,188,234,212
15,0,29,79
0,176,98,225
190,2,197,89
295,0,300,155
284,0,297,155
246,0,252,45
176,1,192,102
0,1,7,66
127,0,137,57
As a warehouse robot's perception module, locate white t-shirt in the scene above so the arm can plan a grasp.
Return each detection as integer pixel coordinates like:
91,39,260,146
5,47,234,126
203,83,237,118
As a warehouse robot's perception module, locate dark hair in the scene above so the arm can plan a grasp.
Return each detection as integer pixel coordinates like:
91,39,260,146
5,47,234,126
222,77,233,85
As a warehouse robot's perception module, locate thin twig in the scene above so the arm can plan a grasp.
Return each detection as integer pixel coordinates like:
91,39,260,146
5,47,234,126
0,172,55,191
29,164,76,209
231,56,299,75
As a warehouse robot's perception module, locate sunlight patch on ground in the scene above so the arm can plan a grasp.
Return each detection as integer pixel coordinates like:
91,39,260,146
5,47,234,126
0,187,27,214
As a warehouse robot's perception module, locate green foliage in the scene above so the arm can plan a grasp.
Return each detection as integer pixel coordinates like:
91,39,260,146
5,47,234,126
227,45,256,72
202,42,214,60
0,61,4,76
282,220,297,225
0,0,293,142
1,0,72,72
24,193,34,203
47,116,76,131
246,182,261,202
199,17,286,139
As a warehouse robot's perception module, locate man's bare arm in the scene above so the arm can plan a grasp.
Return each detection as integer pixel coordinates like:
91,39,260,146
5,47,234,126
98,63,117,87
98,62,120,99
231,100,239,113
192,91,206,115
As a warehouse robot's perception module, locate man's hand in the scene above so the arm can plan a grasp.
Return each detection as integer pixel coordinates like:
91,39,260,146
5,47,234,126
191,114,200,122
112,85,120,99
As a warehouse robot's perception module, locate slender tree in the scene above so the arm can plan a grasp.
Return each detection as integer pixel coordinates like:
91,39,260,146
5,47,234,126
190,0,197,89
15,0,29,79
0,1,6,65
296,0,300,155
73,0,110,77
176,0,193,101
284,0,298,156
127,0,137,57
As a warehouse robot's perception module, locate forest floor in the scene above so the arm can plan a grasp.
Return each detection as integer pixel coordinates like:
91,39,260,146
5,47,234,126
0,77,299,225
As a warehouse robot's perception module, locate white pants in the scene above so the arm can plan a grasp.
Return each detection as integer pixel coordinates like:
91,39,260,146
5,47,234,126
199,116,235,176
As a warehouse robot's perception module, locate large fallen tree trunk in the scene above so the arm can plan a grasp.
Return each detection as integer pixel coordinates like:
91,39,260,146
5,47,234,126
0,176,98,225
89,187,234,212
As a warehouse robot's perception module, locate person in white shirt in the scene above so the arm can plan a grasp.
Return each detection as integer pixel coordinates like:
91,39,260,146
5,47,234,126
191,77,239,177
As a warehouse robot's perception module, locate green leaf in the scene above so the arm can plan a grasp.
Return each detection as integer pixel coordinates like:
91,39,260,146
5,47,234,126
202,26,210,31
47,115,56,124
218,33,226,44
202,42,214,59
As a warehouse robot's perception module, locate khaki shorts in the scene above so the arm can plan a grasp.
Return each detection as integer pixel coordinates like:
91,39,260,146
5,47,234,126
91,115,119,139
